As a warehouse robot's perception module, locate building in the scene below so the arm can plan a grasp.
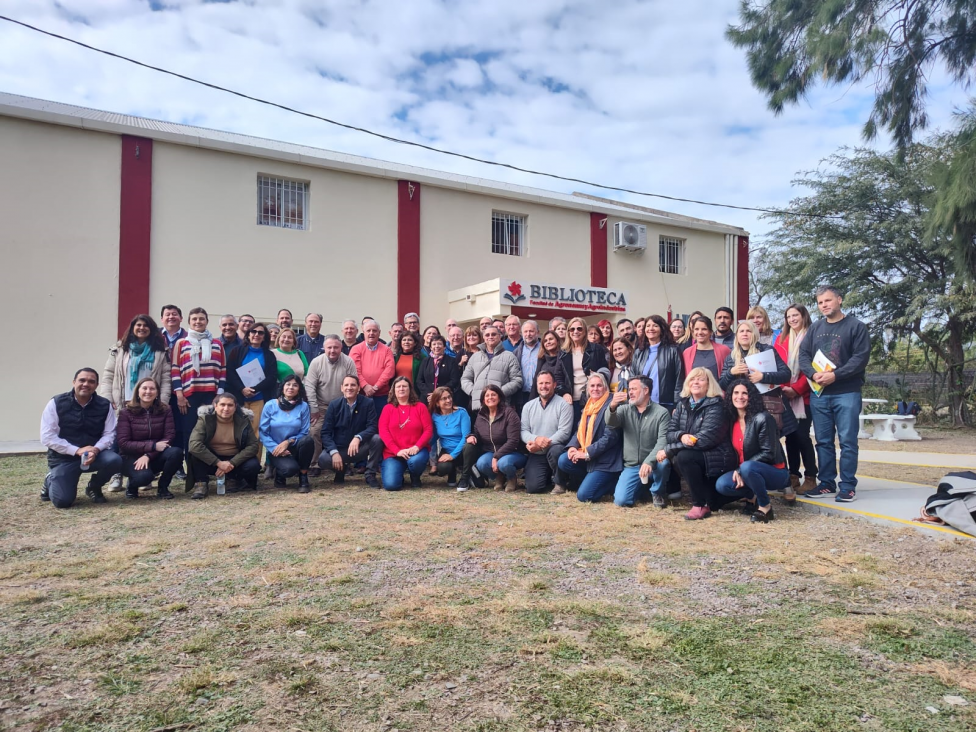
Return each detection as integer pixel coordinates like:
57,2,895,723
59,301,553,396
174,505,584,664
0,92,749,441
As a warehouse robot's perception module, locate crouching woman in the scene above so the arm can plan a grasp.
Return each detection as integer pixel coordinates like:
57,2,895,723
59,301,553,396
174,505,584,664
187,393,260,498
117,377,184,499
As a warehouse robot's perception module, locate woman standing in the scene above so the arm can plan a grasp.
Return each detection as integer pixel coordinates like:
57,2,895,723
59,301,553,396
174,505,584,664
632,314,684,411
597,319,614,346
774,304,818,494
670,318,688,347
259,375,313,493
392,331,424,387
559,317,609,425
608,337,636,393
455,326,483,413
634,318,646,343
587,325,603,346
273,328,309,381
117,377,183,500
226,323,279,471
420,325,441,357
662,368,737,520
416,335,461,406
529,330,572,402
429,386,472,490
747,305,781,346
172,308,226,462
461,385,525,492
554,371,622,502
378,376,434,490
715,379,790,522
680,316,730,382
267,324,281,349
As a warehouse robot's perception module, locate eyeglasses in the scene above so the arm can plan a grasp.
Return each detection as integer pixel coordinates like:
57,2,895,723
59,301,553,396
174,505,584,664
569,326,584,332
250,330,267,336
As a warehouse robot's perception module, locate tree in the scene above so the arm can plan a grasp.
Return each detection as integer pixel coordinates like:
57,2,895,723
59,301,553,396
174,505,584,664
727,1,976,150
929,111,976,280
760,140,976,425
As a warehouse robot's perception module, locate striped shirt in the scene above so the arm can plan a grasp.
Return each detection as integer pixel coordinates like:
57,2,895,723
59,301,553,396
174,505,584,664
171,338,226,397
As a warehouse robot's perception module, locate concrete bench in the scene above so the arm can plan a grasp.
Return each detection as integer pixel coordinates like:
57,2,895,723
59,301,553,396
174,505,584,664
859,414,921,442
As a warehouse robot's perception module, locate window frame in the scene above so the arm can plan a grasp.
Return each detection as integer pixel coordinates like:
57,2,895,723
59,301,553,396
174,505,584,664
257,174,309,230
658,234,685,275
491,211,527,257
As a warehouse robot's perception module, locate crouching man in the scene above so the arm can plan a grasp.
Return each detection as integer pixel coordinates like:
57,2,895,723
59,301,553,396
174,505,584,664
40,368,123,508
607,375,671,508
187,393,260,498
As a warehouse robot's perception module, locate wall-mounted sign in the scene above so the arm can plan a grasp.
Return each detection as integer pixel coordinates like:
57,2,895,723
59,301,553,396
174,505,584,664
501,280,628,313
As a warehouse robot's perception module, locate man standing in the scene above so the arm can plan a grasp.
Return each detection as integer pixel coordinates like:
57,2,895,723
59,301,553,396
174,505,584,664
277,309,293,329
160,304,188,479
218,314,243,363
799,286,871,502
350,319,396,416
479,316,493,333
713,307,736,349
461,326,523,410
340,320,359,355
388,322,405,346
520,370,573,494
403,312,421,336
237,314,255,342
512,319,540,413
40,368,123,508
616,319,636,345
298,312,325,362
608,376,671,508
549,317,568,342
305,334,359,474
445,318,458,333
446,325,464,359
502,315,522,352
319,375,382,487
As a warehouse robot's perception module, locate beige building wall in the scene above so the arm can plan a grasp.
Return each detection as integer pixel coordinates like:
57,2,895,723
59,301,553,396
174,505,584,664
418,186,591,328
605,217,732,321
0,118,120,441
149,143,399,334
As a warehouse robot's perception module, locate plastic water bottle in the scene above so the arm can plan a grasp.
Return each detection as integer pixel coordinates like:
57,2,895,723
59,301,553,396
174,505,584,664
216,475,226,495
80,451,93,472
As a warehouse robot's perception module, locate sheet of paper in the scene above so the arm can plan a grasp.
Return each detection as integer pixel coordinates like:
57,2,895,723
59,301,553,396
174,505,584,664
236,361,265,389
744,350,777,394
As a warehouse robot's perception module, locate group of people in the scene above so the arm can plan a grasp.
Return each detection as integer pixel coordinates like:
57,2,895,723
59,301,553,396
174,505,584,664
40,285,870,520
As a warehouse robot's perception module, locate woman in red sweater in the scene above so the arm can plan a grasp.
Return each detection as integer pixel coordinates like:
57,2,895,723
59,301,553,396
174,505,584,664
378,376,434,491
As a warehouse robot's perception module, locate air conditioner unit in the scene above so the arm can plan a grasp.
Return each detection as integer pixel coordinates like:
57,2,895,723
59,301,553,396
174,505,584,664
613,221,647,253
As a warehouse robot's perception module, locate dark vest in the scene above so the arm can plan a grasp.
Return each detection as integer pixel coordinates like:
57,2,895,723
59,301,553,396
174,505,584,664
47,391,112,466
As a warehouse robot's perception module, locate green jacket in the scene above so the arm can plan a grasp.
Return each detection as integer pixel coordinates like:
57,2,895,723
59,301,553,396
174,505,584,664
188,405,259,468
606,401,670,468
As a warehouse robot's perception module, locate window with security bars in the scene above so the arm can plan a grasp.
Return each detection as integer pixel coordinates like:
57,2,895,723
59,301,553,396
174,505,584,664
257,175,308,230
492,212,526,256
659,235,685,274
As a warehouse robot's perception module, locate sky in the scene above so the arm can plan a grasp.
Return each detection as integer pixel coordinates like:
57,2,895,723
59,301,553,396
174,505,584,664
0,0,968,237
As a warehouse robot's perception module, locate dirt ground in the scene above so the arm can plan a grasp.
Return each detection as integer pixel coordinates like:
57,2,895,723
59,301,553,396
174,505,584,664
1,454,975,732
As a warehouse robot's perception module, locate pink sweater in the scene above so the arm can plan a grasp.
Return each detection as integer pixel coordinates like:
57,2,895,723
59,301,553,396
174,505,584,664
378,402,433,459
350,341,395,396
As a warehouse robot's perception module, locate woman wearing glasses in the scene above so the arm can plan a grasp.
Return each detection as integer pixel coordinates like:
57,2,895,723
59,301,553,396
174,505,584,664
226,323,279,465
559,317,608,426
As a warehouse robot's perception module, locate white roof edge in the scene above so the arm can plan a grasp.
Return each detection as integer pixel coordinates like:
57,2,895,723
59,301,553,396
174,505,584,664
0,92,748,236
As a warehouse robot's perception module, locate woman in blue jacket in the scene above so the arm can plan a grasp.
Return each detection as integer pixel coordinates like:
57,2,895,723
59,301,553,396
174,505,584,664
554,370,622,502
429,386,472,490
259,375,312,493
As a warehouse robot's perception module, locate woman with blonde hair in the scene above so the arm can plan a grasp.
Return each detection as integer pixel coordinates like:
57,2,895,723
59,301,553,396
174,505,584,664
661,367,737,520
747,305,780,346
774,303,818,494
559,317,608,425
273,328,309,381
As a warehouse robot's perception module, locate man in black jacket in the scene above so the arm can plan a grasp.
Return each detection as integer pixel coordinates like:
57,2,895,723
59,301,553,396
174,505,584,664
40,368,123,508
799,285,871,503
319,376,382,486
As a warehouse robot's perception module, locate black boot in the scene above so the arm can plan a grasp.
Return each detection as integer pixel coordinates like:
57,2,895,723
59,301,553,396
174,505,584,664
298,473,311,494
333,470,346,484
86,481,107,504
41,474,51,502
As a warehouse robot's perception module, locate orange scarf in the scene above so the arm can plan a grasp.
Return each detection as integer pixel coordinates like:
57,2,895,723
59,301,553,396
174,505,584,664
576,391,610,451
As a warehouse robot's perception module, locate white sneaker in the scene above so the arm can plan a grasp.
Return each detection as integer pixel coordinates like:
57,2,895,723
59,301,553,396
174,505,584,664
107,474,123,492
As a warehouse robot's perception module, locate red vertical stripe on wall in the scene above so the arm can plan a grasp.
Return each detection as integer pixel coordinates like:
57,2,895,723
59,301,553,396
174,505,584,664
736,235,750,320
118,135,153,338
589,212,607,288
397,180,421,319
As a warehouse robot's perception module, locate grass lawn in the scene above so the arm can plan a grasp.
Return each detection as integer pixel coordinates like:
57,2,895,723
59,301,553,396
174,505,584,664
1,454,975,731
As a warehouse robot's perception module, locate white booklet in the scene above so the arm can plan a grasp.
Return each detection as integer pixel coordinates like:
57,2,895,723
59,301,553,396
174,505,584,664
744,350,777,394
236,361,265,388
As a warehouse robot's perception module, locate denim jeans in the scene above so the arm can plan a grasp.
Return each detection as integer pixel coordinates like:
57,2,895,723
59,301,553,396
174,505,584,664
381,449,430,490
122,446,185,489
810,391,861,492
556,452,619,502
47,450,124,508
474,451,528,479
613,460,671,507
715,460,790,508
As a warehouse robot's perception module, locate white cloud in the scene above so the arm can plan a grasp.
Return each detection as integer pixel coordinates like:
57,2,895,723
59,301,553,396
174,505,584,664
0,0,969,238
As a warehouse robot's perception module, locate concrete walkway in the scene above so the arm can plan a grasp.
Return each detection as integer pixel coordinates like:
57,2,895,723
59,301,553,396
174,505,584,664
0,440,43,456
797,474,974,540
858,449,976,470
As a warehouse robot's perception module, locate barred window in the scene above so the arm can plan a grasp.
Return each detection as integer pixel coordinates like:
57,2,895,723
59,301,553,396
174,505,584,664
258,175,308,230
492,212,526,256
659,235,685,274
